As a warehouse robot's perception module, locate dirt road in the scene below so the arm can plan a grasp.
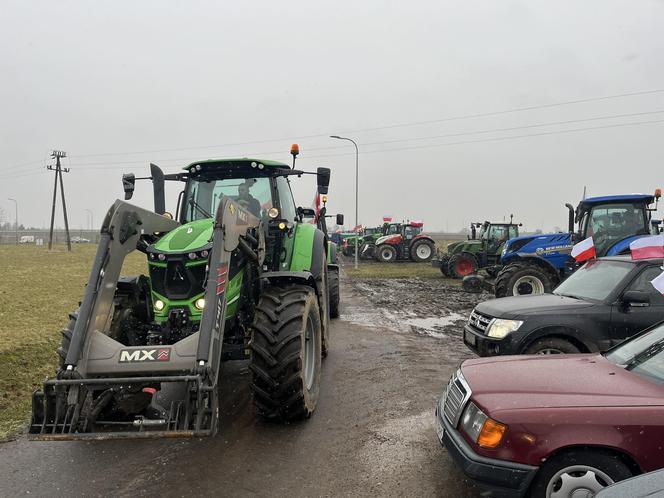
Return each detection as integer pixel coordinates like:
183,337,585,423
0,277,485,497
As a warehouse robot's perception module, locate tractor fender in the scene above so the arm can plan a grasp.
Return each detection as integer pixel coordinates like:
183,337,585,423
502,254,561,278
260,271,318,292
520,326,601,354
606,235,645,256
290,224,327,281
328,241,339,264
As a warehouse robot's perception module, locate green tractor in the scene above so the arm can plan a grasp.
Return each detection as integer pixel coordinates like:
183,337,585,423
433,218,520,278
30,150,338,440
342,225,382,258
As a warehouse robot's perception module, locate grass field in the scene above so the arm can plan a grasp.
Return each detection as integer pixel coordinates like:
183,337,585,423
0,245,145,440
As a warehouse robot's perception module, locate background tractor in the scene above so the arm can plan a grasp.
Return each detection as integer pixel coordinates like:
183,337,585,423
433,218,520,279
373,221,436,263
30,150,337,440
495,191,661,297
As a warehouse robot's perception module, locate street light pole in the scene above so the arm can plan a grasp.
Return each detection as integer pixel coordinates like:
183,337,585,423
8,198,17,244
330,135,359,269
85,209,93,230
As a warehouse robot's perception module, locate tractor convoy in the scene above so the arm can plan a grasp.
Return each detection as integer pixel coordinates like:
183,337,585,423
30,148,340,439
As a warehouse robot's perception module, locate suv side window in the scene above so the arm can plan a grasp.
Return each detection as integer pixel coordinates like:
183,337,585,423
275,177,297,222
627,266,664,305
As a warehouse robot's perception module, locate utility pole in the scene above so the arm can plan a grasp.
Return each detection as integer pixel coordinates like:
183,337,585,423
47,150,72,251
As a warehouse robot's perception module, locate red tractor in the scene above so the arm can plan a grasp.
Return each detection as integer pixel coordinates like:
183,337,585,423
374,221,436,263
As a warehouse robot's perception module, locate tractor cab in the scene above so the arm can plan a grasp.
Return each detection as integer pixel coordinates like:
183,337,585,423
574,194,655,257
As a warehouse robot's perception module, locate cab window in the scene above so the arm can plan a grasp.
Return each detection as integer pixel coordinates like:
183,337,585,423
275,177,297,222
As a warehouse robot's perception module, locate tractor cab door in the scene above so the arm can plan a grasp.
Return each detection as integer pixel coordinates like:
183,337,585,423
274,177,299,268
486,225,510,253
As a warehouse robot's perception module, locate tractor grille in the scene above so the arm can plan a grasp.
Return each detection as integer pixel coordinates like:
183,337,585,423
468,309,493,333
149,258,207,301
442,370,471,428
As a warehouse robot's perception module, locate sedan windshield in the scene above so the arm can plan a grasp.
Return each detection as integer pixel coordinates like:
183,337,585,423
553,259,633,301
606,324,664,385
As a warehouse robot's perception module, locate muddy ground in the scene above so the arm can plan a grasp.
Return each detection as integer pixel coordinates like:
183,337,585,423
0,275,490,497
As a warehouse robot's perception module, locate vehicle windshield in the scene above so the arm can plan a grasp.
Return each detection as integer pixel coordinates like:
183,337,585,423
184,177,273,222
553,259,633,301
583,203,647,256
605,323,664,385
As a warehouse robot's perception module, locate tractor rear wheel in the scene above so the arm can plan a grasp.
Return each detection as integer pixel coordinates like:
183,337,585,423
495,263,555,297
329,267,340,319
411,239,435,262
449,252,478,279
376,244,397,263
250,285,322,421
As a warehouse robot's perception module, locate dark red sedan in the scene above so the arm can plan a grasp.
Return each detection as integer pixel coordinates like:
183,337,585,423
436,322,664,497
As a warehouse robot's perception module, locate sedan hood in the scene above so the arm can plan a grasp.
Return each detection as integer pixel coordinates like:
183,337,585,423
475,293,594,319
461,354,664,414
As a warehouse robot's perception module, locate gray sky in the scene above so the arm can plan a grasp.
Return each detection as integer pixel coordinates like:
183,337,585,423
2,0,664,232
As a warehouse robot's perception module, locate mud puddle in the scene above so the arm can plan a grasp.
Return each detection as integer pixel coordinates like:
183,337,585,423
343,278,491,339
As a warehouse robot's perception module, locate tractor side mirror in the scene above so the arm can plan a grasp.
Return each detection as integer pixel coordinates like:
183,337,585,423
317,167,331,195
122,173,135,200
336,214,344,225
622,290,650,307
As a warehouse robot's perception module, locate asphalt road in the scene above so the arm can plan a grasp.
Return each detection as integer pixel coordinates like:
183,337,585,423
0,279,479,497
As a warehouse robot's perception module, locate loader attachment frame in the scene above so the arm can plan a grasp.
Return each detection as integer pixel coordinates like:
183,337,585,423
30,197,260,440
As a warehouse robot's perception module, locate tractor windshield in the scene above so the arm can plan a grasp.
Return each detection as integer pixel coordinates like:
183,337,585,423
581,203,648,256
184,177,273,221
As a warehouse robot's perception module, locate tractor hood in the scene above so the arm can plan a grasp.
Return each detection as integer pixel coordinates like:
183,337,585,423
448,240,480,253
152,219,214,253
502,232,573,258
376,234,401,245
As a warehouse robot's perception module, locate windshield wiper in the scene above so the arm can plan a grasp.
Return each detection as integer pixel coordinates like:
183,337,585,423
621,339,664,370
189,198,212,219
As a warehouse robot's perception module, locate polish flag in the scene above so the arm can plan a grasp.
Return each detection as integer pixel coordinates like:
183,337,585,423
630,235,664,260
383,216,392,222
571,236,596,262
651,271,664,294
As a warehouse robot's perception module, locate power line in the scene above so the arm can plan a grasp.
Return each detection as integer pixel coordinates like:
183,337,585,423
54,88,664,160
63,109,664,169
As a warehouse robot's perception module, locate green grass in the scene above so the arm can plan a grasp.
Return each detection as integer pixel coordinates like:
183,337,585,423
345,261,456,280
0,245,145,440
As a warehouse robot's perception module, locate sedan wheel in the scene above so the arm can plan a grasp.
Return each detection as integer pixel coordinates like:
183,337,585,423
547,465,614,498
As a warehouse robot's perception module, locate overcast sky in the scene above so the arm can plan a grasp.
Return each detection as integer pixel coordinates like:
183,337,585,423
2,0,664,232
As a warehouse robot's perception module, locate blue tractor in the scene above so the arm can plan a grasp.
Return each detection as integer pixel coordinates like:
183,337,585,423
494,192,661,297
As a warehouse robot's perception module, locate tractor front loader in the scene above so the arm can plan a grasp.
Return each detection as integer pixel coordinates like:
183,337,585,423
30,151,333,440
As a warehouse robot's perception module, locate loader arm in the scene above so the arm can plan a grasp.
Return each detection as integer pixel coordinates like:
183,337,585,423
30,197,261,440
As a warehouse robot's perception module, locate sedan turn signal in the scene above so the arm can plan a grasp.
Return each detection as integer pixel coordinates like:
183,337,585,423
477,418,508,448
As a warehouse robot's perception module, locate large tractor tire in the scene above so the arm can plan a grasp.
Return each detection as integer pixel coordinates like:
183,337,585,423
449,252,479,279
439,254,451,277
494,263,555,297
250,285,322,421
376,244,398,263
411,239,435,262
329,267,340,319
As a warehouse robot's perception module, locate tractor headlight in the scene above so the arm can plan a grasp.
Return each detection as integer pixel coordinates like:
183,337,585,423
486,319,523,339
195,298,205,310
461,402,507,449
157,253,166,261
188,252,197,260
154,300,165,311
268,208,279,219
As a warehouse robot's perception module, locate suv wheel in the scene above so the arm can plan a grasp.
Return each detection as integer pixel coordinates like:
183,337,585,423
530,449,632,498
525,337,580,355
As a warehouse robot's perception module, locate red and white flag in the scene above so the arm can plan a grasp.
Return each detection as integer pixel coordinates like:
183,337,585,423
352,224,363,232
570,236,596,262
630,235,664,260
651,271,664,294
383,216,392,222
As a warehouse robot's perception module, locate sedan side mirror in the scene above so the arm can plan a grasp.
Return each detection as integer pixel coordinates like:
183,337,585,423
622,290,650,307
336,213,344,225
122,173,135,200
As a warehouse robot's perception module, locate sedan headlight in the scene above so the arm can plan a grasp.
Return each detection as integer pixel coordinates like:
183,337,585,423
487,318,523,339
461,401,508,449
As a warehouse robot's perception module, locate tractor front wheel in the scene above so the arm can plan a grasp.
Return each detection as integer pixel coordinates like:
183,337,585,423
376,244,397,263
411,239,435,262
449,252,478,279
250,285,322,421
495,263,555,297
439,254,451,277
